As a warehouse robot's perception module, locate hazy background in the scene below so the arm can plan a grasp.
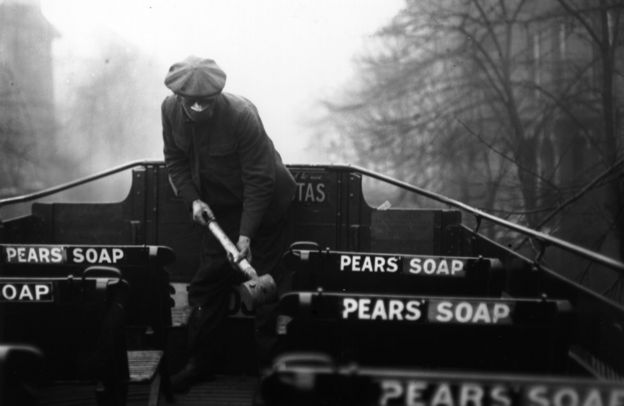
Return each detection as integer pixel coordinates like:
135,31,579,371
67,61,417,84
41,0,403,166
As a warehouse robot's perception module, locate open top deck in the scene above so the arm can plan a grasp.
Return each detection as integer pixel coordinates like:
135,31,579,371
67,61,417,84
1,161,623,405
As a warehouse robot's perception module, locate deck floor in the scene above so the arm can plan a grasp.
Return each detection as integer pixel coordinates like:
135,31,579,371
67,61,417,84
38,374,257,405
162,374,258,406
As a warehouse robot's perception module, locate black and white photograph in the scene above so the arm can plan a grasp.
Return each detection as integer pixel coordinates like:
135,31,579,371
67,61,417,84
0,0,623,405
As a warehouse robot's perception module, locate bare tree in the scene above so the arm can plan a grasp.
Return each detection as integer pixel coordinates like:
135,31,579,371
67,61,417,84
321,1,555,218
320,0,623,257
553,0,623,259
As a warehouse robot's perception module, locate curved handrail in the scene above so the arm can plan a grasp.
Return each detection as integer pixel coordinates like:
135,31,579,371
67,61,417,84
312,163,624,274
2,160,622,273
0,159,162,207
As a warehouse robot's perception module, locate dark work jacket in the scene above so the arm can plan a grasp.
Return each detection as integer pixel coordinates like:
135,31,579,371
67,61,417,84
161,93,296,241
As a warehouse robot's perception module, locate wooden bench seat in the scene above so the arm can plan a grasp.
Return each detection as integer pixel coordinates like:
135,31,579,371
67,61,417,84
275,291,574,373
259,352,624,406
284,242,505,297
0,244,176,405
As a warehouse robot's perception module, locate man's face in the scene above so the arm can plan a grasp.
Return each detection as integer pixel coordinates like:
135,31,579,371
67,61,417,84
179,95,219,122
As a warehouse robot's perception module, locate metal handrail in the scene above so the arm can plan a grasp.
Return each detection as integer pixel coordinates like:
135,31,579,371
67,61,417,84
2,160,622,273
325,163,624,274
0,159,161,207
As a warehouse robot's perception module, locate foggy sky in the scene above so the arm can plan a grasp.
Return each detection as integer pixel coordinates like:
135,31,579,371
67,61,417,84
40,0,404,166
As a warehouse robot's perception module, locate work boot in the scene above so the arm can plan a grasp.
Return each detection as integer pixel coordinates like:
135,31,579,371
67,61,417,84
170,359,215,393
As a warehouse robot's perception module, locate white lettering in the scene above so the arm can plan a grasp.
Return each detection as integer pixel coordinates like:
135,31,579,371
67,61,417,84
72,248,125,264
389,300,403,321
296,182,327,203
342,298,358,319
342,298,423,321
352,256,361,271
472,303,491,323
374,256,385,272
455,302,473,323
378,381,524,406
339,255,400,273
437,260,449,275
380,380,402,406
432,301,512,324
5,247,17,261
410,258,422,274
340,255,351,271
99,249,112,263
583,390,604,406
51,247,63,263
525,386,624,406
35,284,50,300
491,386,511,406
4,247,66,263
371,299,388,320
38,247,50,263
73,248,85,263
387,257,399,273
406,381,427,406
305,183,315,202
27,249,38,263
86,248,98,263
362,256,373,272
528,386,550,406
17,247,26,262
408,258,466,276
2,284,17,300
493,303,511,323
315,183,326,202
460,384,484,406
18,285,34,300
424,259,436,275
554,388,579,406
358,298,371,320
405,300,422,321
431,384,455,406
436,302,454,322
0,283,52,302
296,183,304,200
452,260,464,275
112,248,124,263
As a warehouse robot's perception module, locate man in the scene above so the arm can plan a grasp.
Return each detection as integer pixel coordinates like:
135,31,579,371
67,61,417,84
161,56,296,392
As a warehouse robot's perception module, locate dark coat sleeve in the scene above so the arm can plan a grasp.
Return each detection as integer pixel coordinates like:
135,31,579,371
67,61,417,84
236,106,276,239
161,98,200,205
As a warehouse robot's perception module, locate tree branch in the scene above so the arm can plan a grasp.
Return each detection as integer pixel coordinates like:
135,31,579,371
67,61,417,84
557,0,604,46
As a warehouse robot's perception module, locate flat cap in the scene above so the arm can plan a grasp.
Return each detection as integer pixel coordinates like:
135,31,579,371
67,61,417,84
164,56,227,97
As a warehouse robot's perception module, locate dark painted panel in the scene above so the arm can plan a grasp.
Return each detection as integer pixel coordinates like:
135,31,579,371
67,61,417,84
48,204,131,244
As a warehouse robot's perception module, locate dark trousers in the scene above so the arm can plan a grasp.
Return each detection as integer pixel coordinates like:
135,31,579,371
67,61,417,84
185,211,293,372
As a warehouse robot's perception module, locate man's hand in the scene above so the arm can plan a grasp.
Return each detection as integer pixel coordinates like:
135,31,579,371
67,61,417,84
227,235,252,268
192,199,215,226
235,235,252,264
